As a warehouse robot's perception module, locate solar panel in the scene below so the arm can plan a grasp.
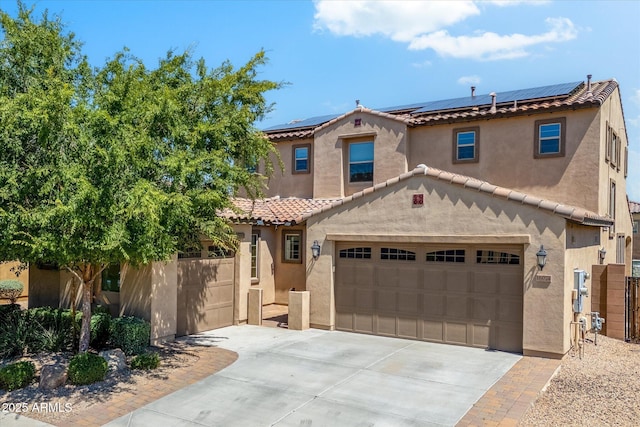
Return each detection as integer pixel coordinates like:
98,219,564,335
410,81,582,114
263,113,340,132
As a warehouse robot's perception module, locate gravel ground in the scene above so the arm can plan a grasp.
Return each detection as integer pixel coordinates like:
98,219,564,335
520,334,640,426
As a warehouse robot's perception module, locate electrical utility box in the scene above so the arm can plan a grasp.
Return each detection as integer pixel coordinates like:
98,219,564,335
573,269,589,313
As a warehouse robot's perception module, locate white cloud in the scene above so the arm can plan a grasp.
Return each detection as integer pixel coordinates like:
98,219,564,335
313,1,577,61
458,75,482,86
313,0,479,42
408,17,577,60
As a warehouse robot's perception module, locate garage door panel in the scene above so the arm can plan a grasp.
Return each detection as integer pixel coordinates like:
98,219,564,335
335,243,523,353
445,295,468,318
445,322,467,345
354,313,374,333
424,294,445,316
398,317,418,339
423,320,444,341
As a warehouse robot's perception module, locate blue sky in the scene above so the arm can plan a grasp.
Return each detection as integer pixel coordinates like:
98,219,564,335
2,0,640,200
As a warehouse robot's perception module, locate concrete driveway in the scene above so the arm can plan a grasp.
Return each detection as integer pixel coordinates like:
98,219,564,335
106,325,520,427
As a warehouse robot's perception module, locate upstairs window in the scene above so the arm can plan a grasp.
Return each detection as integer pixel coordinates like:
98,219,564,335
535,117,565,158
349,142,374,183
293,145,310,174
633,221,638,234
453,128,479,163
609,180,616,238
101,263,121,292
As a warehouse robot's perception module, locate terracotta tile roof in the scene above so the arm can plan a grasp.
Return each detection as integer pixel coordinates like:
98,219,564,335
630,201,640,214
264,79,619,140
298,165,614,227
221,197,341,225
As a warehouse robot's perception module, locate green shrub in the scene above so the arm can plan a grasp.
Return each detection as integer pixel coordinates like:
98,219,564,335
0,280,23,304
26,307,76,352
130,352,160,370
110,316,150,355
0,303,21,317
92,305,111,316
68,352,108,385
90,312,111,349
0,310,35,359
0,361,35,391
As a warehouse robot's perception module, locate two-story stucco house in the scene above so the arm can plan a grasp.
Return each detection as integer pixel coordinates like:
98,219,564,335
220,76,632,359
11,76,633,358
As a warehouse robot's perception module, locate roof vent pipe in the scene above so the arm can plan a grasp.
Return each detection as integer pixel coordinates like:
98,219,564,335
490,92,497,114
586,74,593,98
471,86,476,97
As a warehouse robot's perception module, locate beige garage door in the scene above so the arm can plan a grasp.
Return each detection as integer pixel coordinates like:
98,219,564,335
335,243,523,352
177,250,235,336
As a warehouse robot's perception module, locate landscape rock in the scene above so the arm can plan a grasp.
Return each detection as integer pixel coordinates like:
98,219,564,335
39,363,67,390
99,348,128,372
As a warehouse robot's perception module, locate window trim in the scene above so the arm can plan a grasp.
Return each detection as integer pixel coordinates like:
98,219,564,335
609,179,616,239
282,230,303,264
534,117,566,158
348,141,374,183
452,127,479,164
251,231,260,282
292,144,311,174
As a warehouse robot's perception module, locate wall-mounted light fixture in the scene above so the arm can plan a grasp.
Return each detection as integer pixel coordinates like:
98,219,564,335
311,240,321,260
598,247,607,264
536,245,547,270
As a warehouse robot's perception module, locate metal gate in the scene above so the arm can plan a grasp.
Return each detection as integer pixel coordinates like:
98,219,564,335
626,277,639,341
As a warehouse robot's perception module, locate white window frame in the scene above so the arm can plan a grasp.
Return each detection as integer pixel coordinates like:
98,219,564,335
283,231,303,263
251,232,260,281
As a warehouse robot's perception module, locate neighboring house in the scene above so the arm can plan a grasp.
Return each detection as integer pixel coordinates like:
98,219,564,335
631,201,640,277
17,76,633,358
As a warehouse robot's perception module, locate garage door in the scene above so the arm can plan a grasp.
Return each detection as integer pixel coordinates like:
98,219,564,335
177,248,235,336
335,243,523,352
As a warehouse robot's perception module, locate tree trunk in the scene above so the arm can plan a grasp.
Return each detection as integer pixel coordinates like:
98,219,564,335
79,264,94,352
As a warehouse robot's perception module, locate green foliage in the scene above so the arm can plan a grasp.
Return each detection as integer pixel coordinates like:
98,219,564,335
27,307,77,352
90,312,111,349
0,310,35,359
67,352,108,385
130,352,159,370
109,316,150,355
0,2,282,353
0,303,21,317
0,279,23,303
0,361,35,391
92,305,111,316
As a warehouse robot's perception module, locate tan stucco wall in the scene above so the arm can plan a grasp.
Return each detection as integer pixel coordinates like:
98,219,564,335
0,261,29,300
274,226,307,304
262,138,314,198
28,267,60,308
305,174,597,356
120,257,178,345
233,224,252,324
409,109,601,212
312,112,408,198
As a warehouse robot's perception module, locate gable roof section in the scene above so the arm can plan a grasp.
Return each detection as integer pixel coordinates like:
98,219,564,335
630,201,640,214
221,197,341,225
297,165,613,227
264,79,619,140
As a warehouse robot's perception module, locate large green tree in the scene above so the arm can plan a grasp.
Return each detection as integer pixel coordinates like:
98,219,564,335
0,3,280,351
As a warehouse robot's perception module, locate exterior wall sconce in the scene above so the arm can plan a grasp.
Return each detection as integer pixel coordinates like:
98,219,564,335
536,245,547,270
598,247,607,264
311,240,321,260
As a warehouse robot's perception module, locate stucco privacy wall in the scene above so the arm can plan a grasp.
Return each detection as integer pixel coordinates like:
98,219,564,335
0,261,28,300
313,112,408,198
306,174,575,356
233,224,252,324
409,109,601,213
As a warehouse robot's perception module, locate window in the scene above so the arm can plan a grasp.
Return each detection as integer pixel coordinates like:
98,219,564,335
101,263,120,292
293,144,310,174
349,142,374,182
609,180,616,238
534,117,566,158
381,248,416,261
178,247,201,259
339,247,372,259
426,249,465,263
208,246,233,258
283,231,302,263
453,127,479,163
251,232,260,280
476,250,520,265
633,221,638,234
625,146,629,178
